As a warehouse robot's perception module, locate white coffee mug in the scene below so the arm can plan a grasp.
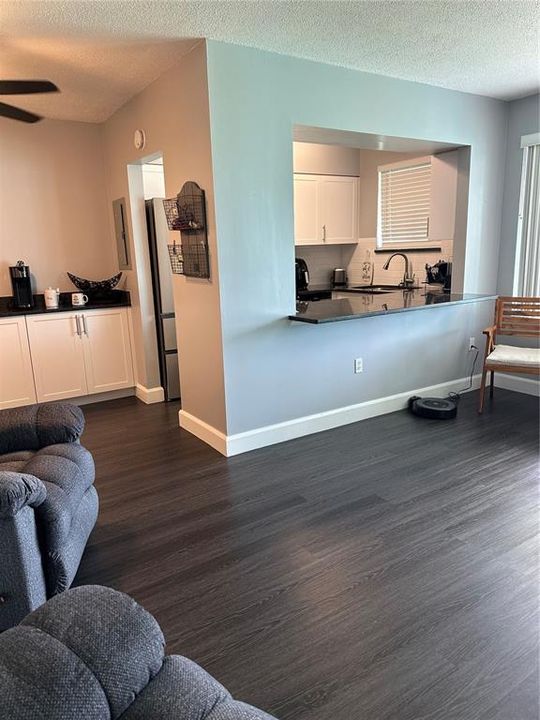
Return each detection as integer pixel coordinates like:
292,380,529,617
72,292,89,306
44,287,60,309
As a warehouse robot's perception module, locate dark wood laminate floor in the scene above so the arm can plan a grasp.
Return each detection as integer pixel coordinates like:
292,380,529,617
75,389,540,720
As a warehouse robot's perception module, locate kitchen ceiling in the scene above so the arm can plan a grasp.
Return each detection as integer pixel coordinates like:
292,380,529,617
1,0,538,123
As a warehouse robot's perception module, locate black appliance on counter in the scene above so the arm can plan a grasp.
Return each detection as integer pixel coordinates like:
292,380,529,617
9,261,34,309
425,260,452,291
295,258,332,301
295,257,309,291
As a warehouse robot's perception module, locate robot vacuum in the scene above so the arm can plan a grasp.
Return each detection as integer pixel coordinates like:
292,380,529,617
408,395,458,419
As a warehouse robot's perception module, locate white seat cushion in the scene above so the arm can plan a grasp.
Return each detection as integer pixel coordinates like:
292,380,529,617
486,344,540,368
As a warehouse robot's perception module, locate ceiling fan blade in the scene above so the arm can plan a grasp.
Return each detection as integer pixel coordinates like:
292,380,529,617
0,101,42,123
0,80,59,95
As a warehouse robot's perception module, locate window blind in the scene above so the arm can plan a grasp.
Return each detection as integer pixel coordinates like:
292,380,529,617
514,144,540,296
378,162,431,244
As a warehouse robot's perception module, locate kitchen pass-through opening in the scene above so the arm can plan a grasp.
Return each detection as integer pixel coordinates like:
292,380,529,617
292,125,471,302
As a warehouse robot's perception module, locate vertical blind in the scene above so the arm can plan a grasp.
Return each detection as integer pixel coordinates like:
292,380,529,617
378,161,432,244
514,143,540,296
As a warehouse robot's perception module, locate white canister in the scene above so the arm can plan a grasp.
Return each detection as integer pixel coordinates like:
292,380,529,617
44,287,60,309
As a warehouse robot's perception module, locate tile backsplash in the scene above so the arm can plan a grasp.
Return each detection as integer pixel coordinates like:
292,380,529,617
296,239,453,287
295,245,348,286
345,238,454,286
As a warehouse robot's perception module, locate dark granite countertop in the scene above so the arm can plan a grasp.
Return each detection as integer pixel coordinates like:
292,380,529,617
290,288,497,324
0,290,131,318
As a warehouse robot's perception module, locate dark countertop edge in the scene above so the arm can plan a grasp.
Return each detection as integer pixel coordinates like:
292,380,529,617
289,294,498,324
0,290,131,318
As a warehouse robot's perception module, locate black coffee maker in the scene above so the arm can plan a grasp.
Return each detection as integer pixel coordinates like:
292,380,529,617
10,261,34,309
295,257,309,292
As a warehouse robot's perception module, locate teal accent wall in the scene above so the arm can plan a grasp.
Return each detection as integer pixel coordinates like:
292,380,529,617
206,42,506,435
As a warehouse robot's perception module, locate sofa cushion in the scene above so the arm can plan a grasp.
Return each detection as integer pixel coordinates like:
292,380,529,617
0,403,85,455
0,624,109,720
0,450,34,473
22,585,165,720
23,443,94,540
487,344,540,368
122,655,275,720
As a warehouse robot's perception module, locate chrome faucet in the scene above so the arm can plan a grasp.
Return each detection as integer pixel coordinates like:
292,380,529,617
382,252,415,288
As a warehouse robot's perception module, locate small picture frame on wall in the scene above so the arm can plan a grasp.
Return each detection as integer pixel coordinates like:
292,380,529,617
112,197,132,270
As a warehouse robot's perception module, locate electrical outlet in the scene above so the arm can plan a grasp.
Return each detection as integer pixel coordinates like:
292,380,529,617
354,357,363,373
469,337,476,350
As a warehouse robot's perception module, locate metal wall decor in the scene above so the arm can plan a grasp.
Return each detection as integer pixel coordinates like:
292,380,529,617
163,182,210,278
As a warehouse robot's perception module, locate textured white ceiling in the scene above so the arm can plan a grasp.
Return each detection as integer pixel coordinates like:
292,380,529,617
1,0,538,123
0,36,199,122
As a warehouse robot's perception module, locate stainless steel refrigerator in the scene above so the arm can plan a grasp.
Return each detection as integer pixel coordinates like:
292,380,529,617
145,198,180,401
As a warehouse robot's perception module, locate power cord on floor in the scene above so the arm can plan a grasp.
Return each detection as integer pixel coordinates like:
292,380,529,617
448,345,480,404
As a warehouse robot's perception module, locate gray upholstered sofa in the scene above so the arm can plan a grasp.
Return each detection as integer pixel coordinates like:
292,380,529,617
0,584,277,719
0,403,98,631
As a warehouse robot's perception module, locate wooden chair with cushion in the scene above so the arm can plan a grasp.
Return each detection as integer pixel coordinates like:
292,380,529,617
478,296,540,413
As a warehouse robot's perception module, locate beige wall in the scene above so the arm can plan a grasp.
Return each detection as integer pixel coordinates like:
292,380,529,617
0,118,115,295
102,41,227,430
293,141,359,176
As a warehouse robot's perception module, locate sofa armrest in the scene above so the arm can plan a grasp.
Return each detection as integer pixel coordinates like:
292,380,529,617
0,472,46,518
0,403,85,455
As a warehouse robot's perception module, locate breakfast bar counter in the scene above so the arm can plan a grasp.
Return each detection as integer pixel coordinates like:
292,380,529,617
290,288,497,324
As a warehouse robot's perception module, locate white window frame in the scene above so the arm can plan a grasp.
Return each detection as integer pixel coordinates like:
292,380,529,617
377,156,432,249
513,133,540,297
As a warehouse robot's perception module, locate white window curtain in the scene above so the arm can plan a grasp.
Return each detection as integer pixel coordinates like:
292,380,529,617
377,161,431,246
514,141,540,296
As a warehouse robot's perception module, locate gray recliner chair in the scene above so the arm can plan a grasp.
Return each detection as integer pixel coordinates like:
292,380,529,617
0,403,98,631
0,584,277,719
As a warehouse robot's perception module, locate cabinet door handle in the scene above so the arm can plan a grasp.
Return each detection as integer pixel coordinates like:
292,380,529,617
82,315,88,336
75,315,81,337
323,224,326,242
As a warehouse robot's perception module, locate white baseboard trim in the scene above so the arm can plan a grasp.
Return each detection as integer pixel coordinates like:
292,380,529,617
179,410,228,454
180,374,482,457
135,384,165,404
494,373,540,397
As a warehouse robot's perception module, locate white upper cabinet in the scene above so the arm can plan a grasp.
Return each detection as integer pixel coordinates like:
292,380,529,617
320,176,358,244
26,312,87,403
0,316,37,409
293,173,358,246
81,308,134,394
293,174,322,245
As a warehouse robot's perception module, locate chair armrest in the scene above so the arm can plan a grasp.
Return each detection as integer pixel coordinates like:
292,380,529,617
0,403,85,455
482,325,496,356
0,472,46,518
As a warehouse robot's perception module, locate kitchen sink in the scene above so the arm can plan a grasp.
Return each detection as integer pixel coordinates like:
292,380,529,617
347,284,420,293
346,287,393,294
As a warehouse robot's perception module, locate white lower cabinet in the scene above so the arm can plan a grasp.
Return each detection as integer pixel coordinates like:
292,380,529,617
81,309,134,394
0,316,37,409
26,313,87,402
25,307,134,403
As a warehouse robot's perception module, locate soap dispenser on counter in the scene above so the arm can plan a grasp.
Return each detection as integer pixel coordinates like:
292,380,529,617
361,249,374,285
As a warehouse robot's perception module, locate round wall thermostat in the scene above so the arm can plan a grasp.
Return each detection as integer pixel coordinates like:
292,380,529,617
134,129,146,150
